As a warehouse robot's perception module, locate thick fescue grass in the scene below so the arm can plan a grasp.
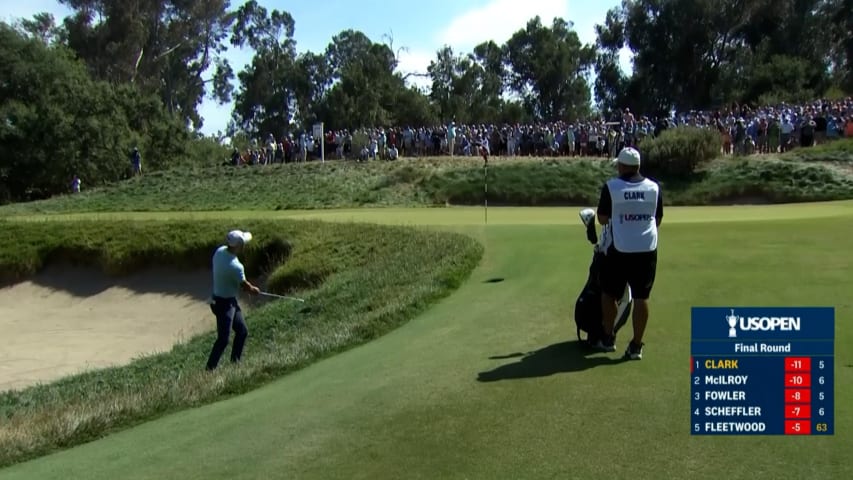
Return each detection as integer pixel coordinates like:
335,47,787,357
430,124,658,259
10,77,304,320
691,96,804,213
3,146,853,216
671,157,853,204
780,138,853,164
0,218,483,468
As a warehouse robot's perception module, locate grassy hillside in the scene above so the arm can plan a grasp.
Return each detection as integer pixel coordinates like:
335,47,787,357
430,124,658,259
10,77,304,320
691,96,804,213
2,140,853,215
0,218,482,468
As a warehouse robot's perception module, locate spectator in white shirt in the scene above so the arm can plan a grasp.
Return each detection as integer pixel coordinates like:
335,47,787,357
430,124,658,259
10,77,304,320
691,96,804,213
780,117,794,152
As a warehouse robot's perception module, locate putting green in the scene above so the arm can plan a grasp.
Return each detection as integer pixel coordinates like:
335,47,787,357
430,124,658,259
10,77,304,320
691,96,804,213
1,205,851,480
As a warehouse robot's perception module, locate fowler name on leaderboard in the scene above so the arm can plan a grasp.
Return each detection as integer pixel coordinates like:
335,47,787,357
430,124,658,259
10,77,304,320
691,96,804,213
735,342,793,353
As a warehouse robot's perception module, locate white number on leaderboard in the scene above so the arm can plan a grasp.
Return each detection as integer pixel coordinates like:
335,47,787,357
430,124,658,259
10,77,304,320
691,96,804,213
819,360,824,369
819,376,824,385
695,376,700,385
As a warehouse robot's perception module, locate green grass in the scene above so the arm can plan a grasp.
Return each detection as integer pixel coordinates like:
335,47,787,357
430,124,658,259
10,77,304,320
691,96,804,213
780,138,853,164
671,157,853,204
0,218,483,468
0,207,849,479
3,147,853,216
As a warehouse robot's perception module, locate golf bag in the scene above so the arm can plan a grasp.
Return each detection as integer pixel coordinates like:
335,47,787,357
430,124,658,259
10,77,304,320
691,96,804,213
574,209,633,345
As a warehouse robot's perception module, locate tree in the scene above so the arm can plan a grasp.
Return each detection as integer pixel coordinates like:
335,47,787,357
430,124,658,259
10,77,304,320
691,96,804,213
428,46,473,122
594,0,839,114
823,0,853,92
227,0,299,137
13,12,63,45
503,16,595,121
0,23,187,202
55,0,235,129
313,29,429,130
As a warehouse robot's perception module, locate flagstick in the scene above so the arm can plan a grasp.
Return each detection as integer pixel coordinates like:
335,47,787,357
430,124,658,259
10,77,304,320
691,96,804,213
483,156,488,225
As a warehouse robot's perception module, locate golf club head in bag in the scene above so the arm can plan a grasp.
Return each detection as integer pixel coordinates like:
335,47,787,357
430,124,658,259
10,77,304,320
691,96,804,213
579,208,597,245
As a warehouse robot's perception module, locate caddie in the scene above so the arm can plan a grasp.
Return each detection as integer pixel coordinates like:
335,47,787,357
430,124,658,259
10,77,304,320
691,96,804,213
595,147,663,360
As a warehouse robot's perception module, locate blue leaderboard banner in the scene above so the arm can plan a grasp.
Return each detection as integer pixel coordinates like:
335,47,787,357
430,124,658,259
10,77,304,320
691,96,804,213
691,307,834,435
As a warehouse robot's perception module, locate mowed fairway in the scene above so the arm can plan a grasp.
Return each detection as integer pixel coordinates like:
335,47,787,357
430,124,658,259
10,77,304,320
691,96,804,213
1,203,851,480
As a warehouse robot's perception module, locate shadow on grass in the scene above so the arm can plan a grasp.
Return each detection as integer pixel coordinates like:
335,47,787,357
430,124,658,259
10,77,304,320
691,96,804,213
477,340,627,382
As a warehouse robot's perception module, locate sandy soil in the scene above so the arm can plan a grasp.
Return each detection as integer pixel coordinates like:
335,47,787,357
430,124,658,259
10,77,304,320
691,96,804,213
0,266,216,393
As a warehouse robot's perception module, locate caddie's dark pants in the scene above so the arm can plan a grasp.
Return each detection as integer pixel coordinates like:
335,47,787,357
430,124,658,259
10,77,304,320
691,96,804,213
206,296,248,370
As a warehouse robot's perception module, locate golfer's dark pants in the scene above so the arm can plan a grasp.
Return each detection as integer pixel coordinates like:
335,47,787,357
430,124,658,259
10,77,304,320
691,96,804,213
206,296,248,370
600,248,657,300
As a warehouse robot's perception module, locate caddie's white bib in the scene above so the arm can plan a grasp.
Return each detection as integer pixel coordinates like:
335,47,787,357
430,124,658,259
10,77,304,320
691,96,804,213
607,177,659,252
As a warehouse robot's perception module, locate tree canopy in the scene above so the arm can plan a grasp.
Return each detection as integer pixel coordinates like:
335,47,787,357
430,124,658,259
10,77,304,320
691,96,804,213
1,0,850,202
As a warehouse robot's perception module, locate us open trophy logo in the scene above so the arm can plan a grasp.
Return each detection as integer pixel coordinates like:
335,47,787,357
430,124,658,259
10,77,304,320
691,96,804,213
726,309,738,338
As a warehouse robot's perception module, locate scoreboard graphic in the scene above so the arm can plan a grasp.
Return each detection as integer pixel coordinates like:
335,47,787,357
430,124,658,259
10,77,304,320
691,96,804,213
691,307,834,435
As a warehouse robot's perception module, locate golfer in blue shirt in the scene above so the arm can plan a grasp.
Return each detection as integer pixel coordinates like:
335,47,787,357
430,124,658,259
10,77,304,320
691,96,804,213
206,230,260,370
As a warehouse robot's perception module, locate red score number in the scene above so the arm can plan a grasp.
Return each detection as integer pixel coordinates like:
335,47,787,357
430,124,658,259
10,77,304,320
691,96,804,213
786,388,811,403
785,357,811,372
785,404,811,419
785,420,811,435
785,373,811,387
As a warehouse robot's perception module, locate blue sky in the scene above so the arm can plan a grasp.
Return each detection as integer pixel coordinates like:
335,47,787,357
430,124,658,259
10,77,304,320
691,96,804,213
4,0,630,135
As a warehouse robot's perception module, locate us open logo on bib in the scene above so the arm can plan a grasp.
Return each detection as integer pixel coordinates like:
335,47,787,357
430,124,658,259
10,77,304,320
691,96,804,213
620,213,653,224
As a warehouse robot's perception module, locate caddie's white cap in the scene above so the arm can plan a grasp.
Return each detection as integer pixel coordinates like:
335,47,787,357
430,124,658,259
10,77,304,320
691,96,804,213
612,147,641,166
226,230,253,247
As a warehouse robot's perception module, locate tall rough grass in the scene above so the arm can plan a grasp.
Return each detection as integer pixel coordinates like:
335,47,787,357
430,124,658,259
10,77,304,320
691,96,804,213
1,143,852,216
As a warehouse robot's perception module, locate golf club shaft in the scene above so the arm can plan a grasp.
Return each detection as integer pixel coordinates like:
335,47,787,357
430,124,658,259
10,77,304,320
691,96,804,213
260,291,305,302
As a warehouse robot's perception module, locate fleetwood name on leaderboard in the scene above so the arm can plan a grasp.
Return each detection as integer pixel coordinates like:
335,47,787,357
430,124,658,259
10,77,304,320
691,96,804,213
691,307,834,435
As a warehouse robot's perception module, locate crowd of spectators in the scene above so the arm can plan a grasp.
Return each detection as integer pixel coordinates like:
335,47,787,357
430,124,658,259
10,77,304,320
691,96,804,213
229,98,853,165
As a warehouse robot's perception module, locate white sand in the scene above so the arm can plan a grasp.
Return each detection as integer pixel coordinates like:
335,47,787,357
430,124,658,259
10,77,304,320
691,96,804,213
0,266,215,393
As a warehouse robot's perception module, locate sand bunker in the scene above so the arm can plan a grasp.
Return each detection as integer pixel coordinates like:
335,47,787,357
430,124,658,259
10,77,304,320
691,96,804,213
0,266,215,393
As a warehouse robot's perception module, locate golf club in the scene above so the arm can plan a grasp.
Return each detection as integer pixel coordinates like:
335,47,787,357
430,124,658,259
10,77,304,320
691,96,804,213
259,291,305,303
